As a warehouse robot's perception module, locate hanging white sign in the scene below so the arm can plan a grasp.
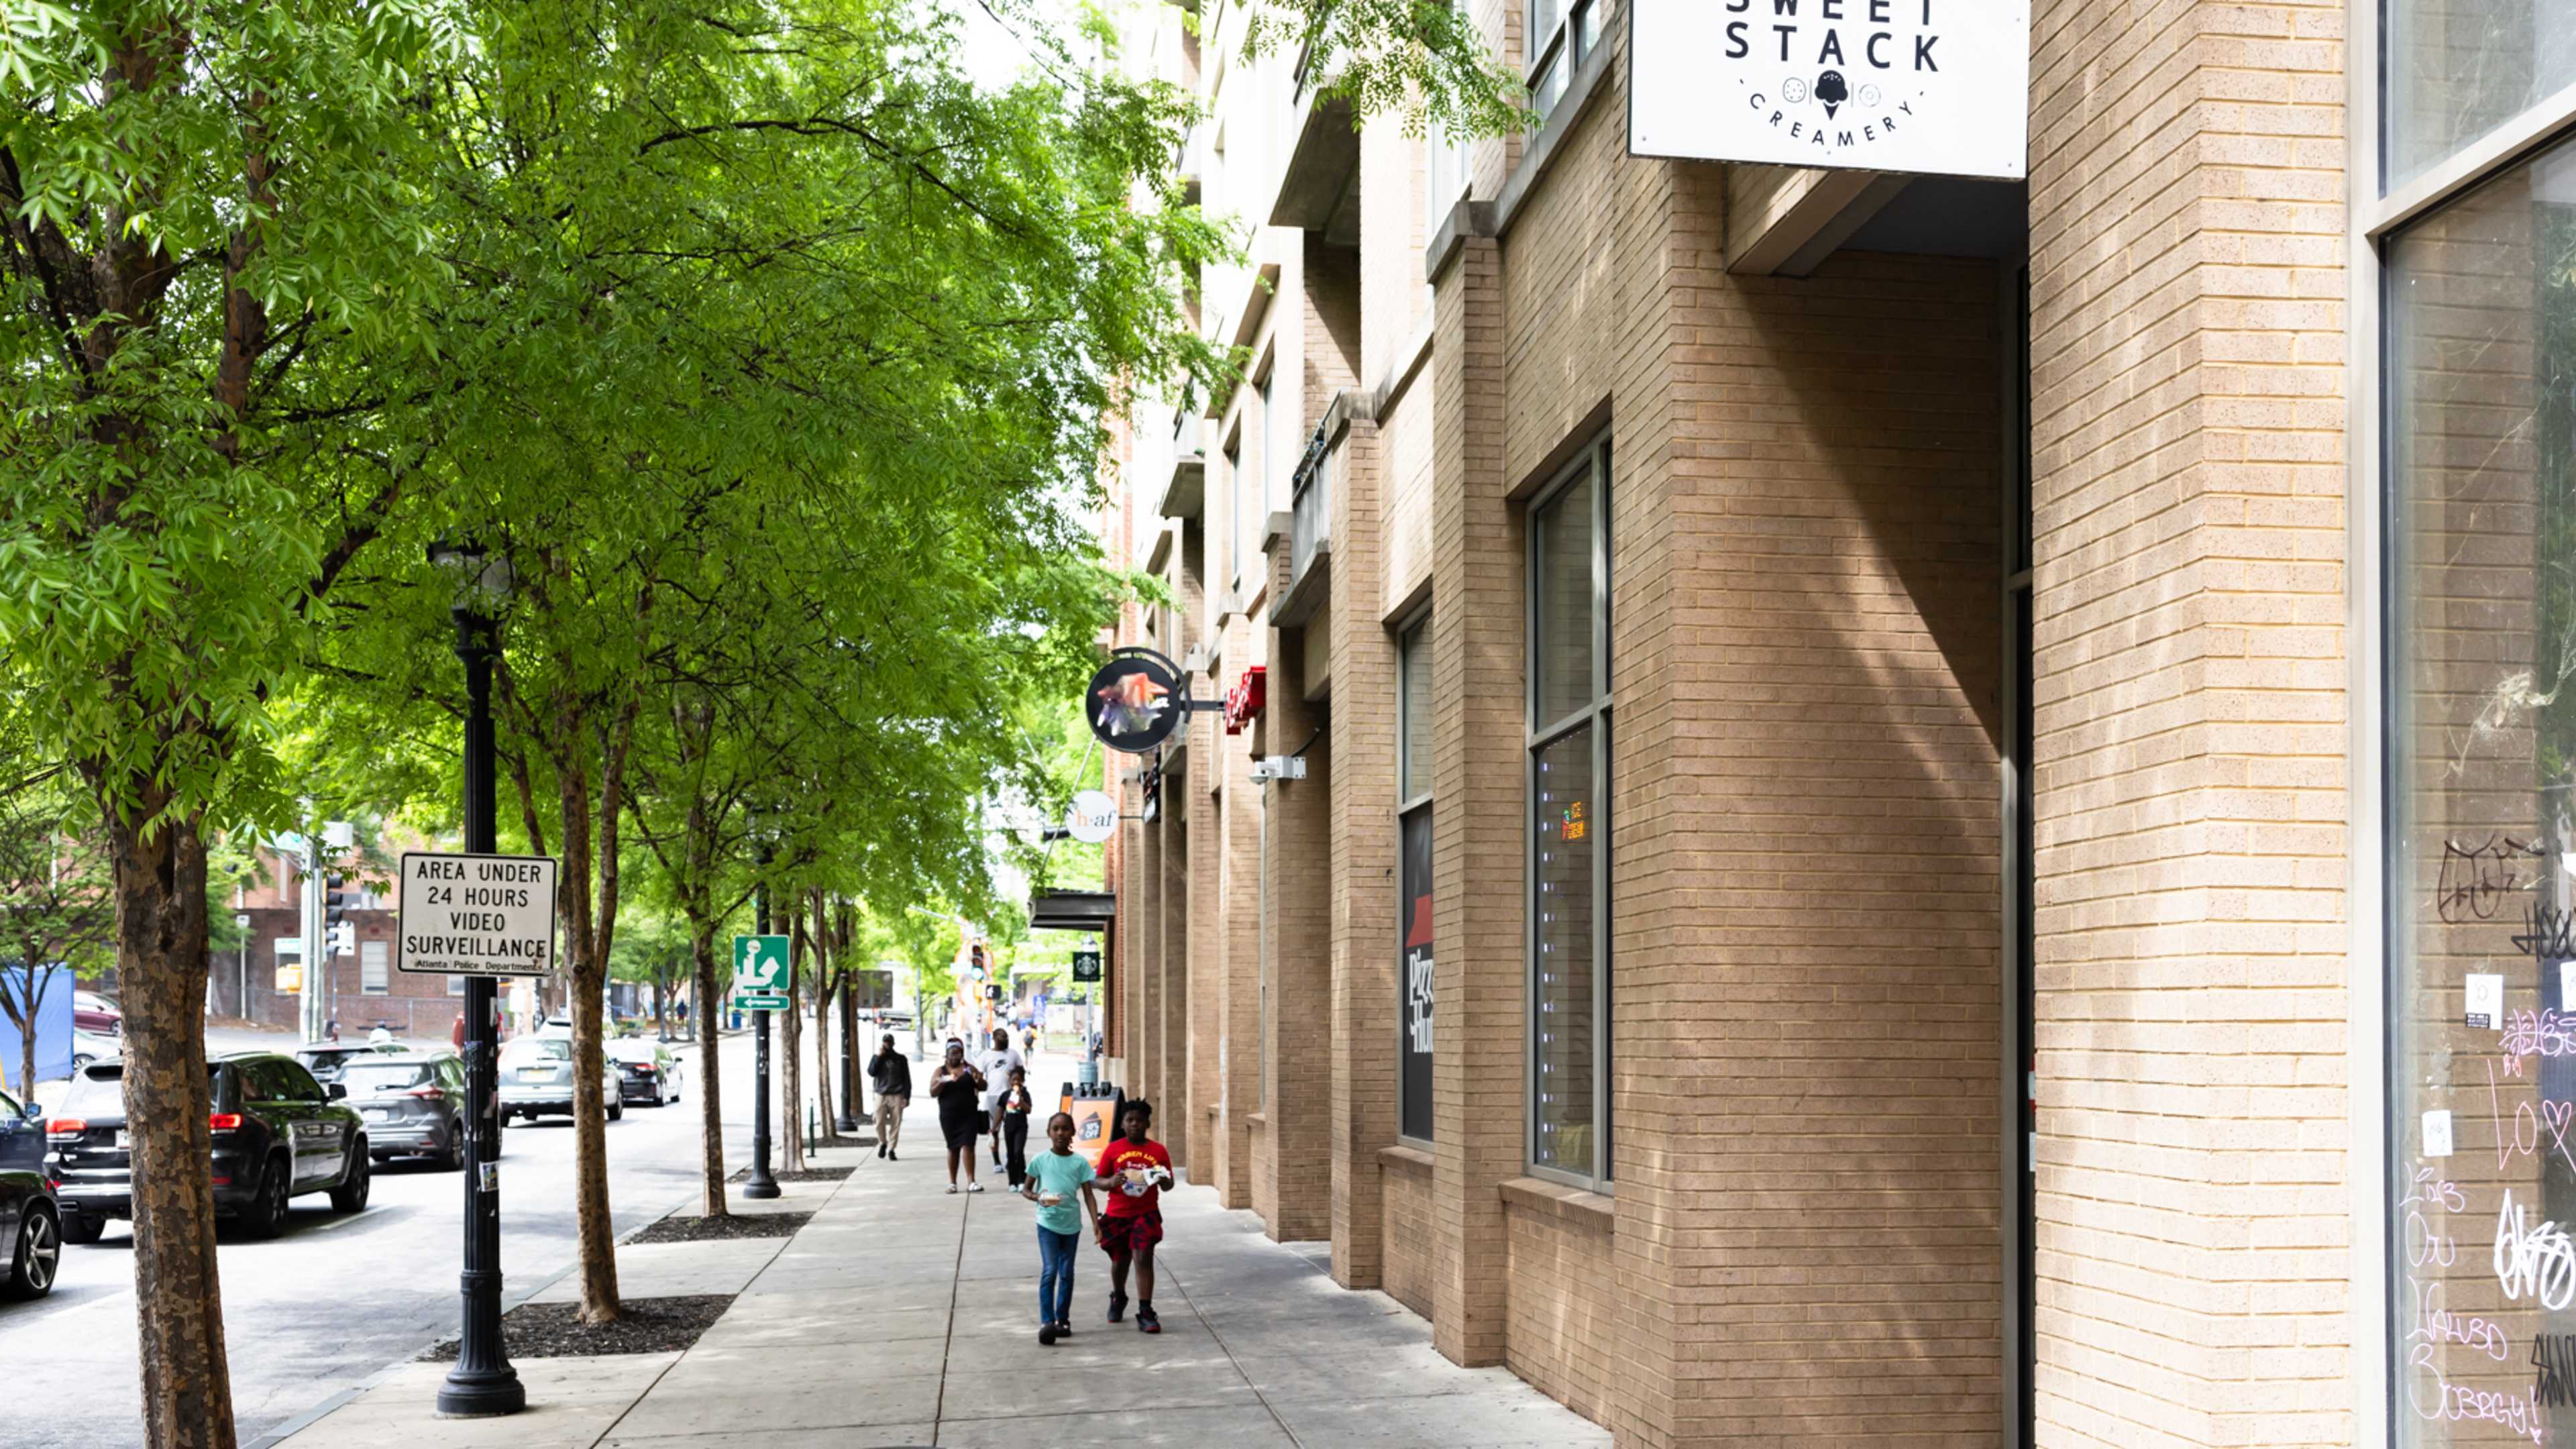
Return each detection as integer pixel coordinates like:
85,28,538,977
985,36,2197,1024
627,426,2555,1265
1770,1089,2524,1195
1628,0,2029,180
1067,790,1119,845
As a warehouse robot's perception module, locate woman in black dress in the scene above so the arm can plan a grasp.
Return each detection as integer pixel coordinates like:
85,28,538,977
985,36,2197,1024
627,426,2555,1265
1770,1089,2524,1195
930,1038,987,1193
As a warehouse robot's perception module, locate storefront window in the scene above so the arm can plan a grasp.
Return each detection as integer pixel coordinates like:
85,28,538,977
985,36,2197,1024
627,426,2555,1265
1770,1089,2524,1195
1400,618,1435,1143
1529,438,1609,1187
2387,132,2576,1445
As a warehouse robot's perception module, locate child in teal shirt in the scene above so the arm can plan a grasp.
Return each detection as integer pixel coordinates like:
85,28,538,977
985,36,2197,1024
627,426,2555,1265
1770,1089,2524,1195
1022,1110,1102,1344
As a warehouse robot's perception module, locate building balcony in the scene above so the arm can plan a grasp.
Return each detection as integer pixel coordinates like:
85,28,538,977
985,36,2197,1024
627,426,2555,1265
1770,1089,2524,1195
1269,46,1360,244
1159,410,1206,519
1273,421,1333,627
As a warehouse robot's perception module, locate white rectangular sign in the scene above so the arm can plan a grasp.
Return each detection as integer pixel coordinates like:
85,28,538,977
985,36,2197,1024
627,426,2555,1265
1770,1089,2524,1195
395,851,558,978
1628,0,2029,180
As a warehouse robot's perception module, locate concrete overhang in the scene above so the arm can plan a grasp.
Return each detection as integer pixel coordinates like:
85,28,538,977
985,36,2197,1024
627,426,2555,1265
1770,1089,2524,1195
1726,166,1911,277
1269,90,1361,245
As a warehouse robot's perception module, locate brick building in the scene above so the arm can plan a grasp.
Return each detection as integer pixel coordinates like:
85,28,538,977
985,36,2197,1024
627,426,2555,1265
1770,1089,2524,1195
1087,1,2576,1444
213,847,466,1040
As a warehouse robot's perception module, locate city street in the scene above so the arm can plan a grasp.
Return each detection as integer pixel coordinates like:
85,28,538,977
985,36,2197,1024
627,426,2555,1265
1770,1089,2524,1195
3,1029,765,1449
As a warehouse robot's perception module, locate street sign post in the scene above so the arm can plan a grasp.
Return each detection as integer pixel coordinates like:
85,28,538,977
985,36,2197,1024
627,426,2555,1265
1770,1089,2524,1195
732,934,791,1011
396,852,559,977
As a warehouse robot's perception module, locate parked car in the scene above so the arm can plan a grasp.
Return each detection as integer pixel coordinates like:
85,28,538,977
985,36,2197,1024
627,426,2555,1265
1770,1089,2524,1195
0,1087,58,1300
293,1040,411,1086
339,1053,470,1169
72,991,119,1036
497,1037,623,1124
47,1053,370,1243
606,1038,684,1106
69,1028,117,1075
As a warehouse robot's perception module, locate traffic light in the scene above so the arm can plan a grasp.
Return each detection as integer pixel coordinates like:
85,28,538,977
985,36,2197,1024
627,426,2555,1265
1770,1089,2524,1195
325,873,358,957
968,943,989,983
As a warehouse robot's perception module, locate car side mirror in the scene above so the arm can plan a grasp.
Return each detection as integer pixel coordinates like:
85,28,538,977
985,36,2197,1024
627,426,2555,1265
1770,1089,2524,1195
327,1083,348,1101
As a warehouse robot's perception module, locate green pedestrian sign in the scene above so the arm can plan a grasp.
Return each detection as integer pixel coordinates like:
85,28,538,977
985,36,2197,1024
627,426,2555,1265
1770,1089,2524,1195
732,934,792,1012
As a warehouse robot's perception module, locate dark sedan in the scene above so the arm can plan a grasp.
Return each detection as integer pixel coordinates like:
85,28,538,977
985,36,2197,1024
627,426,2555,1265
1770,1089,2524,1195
340,1053,470,1169
48,1053,371,1242
0,1087,58,1300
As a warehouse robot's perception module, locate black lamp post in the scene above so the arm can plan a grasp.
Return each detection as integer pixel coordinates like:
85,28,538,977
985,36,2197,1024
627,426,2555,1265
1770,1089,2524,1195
745,853,781,1200
430,538,526,1420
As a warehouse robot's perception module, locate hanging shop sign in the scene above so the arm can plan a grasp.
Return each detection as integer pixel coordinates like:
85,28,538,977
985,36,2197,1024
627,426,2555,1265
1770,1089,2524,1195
1085,647,1184,755
1627,0,2029,180
395,851,559,978
1067,790,1120,845
1223,665,1267,736
1072,947,1104,984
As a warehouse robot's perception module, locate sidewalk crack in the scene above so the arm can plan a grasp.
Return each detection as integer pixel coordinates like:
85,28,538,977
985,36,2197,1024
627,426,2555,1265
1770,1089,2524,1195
1169,1258,1306,1449
932,1188,971,1436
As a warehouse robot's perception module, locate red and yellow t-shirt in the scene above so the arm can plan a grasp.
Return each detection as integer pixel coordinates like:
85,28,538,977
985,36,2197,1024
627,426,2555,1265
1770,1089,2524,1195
1094,1136,1173,1218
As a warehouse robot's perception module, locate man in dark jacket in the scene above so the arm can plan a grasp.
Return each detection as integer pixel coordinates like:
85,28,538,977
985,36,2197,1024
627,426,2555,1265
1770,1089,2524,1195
868,1033,912,1160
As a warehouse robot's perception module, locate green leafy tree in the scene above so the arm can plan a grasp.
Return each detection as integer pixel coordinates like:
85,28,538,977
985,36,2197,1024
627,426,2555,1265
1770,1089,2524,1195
0,5,462,1440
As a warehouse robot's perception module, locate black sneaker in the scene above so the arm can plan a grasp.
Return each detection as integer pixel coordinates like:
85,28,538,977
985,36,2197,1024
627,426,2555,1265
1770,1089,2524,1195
1136,1303,1161,1334
1107,1291,1127,1323
1038,1324,1059,1346
877,1143,886,1159
1054,1322,1073,1337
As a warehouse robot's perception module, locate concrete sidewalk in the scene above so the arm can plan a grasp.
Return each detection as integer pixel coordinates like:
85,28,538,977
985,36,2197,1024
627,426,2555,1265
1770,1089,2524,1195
278,1086,1607,1448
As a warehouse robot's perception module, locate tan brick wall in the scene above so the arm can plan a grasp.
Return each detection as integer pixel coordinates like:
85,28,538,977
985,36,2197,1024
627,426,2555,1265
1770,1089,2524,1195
1381,1150,1438,1319
1505,1197,1621,1427
2027,0,2352,1441
1331,416,1402,1288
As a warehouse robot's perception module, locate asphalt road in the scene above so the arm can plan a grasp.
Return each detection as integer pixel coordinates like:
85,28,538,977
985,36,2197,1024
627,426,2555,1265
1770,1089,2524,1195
2,1028,770,1449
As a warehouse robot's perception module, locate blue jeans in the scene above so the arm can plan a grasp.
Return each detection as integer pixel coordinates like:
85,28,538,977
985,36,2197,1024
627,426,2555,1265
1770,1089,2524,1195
1036,1225,1078,1326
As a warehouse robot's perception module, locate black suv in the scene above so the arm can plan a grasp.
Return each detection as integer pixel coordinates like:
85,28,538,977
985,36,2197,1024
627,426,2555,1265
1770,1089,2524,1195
338,1053,470,1169
0,1086,58,1300
47,1053,371,1243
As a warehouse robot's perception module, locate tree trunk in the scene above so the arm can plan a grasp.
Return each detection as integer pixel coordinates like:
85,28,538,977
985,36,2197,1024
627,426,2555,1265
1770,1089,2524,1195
691,920,727,1216
781,906,804,1173
556,746,621,1324
102,802,235,1449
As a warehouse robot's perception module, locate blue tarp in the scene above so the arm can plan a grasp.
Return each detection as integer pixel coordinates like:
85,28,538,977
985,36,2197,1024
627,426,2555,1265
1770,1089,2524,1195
0,967,74,1093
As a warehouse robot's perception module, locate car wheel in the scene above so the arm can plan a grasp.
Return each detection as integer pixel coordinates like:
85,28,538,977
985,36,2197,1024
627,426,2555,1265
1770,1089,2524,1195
443,1119,467,1172
239,1156,290,1240
56,1212,101,1246
329,1150,371,1214
4,1208,60,1300
70,1053,93,1073
607,1097,623,1122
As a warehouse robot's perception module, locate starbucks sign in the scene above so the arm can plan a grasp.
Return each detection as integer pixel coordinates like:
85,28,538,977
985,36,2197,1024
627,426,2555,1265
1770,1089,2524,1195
1628,0,2028,180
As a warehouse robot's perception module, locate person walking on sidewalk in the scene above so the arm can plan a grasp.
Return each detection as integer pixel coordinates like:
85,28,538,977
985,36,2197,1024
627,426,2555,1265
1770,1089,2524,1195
980,1026,1024,1168
1094,1098,1173,1334
999,1065,1034,1189
930,1038,988,1193
868,1033,911,1161
1024,1110,1104,1346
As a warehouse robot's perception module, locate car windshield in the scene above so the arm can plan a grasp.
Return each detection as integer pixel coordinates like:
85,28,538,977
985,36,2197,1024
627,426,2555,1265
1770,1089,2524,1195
341,1062,435,1094
500,1039,572,1065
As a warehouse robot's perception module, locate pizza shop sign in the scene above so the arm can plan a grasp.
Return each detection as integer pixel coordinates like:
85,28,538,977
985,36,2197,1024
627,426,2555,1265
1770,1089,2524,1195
1629,0,2028,180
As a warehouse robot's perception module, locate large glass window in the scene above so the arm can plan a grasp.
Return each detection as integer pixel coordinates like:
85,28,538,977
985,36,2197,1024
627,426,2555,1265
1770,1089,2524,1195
1399,617,1435,1143
2385,0,2576,191
1529,438,1609,1187
2385,131,2576,1447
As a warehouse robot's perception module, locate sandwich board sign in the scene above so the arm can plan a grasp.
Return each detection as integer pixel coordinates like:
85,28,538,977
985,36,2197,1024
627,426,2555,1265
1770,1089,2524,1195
396,852,559,977
1627,0,2029,180
732,934,792,1011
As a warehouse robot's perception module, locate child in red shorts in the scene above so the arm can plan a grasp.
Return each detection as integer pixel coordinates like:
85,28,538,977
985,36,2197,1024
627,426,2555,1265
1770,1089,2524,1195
1093,1098,1174,1334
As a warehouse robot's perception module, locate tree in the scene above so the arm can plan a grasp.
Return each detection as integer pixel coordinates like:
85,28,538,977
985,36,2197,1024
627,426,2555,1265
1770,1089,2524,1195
0,6,464,1441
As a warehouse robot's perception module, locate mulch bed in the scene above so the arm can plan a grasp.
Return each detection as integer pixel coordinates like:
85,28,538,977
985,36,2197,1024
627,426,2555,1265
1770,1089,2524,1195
419,1294,734,1361
727,1165,855,1183
628,1210,812,1245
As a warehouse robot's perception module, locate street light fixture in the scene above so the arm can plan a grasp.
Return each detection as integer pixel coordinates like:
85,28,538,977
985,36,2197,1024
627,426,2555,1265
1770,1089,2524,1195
428,536,526,1420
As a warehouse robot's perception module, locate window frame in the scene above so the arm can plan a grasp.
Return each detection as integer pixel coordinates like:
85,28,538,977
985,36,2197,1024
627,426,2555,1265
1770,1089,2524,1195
2350,1,2576,1441
1524,434,1611,1193
1397,610,1436,1146
1525,0,1598,120
361,938,389,996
